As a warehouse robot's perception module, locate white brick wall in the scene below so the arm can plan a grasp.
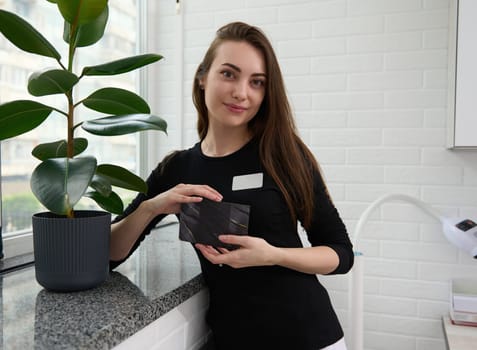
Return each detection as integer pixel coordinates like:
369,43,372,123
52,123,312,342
148,1,477,349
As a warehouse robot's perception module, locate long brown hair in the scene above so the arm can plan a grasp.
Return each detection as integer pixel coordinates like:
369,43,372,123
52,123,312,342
192,22,325,230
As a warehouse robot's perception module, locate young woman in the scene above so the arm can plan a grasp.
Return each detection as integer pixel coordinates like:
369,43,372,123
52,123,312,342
110,22,354,350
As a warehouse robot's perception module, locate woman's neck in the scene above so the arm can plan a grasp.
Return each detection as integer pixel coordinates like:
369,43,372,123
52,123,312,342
201,129,252,157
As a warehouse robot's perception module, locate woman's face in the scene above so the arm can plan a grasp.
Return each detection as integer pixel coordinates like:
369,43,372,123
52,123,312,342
200,40,266,133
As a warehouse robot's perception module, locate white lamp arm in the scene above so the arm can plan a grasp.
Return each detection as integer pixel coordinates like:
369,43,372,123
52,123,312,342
352,193,444,248
350,193,445,350
350,193,476,350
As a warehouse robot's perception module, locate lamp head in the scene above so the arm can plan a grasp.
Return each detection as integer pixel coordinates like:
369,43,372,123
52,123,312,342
442,218,477,258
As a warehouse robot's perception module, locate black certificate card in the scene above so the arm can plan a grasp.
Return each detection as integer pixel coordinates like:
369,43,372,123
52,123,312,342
179,198,250,249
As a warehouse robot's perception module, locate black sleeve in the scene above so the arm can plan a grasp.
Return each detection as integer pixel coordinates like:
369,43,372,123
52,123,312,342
109,152,181,270
304,171,354,275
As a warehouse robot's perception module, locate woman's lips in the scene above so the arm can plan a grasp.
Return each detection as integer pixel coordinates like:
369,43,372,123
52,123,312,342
225,103,247,113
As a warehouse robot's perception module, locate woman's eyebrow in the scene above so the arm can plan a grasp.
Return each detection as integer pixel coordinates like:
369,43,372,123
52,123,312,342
221,63,267,77
221,62,241,72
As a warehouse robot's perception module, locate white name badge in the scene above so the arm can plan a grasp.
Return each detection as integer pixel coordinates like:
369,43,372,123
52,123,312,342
232,172,263,191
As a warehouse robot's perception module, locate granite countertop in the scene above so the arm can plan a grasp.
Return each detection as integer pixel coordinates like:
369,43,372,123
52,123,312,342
0,221,206,350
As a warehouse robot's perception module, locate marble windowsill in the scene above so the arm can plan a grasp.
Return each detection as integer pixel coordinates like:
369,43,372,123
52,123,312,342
0,222,206,349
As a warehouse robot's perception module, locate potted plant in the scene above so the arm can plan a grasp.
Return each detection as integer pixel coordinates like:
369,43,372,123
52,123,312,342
0,1,166,292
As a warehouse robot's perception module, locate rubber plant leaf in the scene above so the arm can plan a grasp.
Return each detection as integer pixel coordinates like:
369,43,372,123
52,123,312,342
28,69,79,96
82,87,150,114
84,190,123,215
31,156,97,216
32,138,88,161
56,0,108,25
96,164,147,193
0,100,53,141
90,174,112,197
0,10,61,59
82,54,163,76
63,5,108,47
82,114,167,136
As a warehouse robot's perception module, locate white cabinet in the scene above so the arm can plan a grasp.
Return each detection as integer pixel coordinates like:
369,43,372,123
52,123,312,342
448,0,477,149
113,289,210,350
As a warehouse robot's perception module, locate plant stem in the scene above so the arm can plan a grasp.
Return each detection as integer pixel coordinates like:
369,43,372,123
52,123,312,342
66,20,79,160
67,19,79,219
66,92,74,158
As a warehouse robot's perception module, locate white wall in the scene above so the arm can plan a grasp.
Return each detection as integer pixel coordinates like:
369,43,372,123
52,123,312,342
147,1,477,349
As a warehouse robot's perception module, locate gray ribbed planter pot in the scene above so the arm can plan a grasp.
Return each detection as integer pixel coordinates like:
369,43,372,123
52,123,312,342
32,210,111,292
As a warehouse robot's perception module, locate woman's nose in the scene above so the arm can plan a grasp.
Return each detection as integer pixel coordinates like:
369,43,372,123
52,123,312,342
232,81,247,100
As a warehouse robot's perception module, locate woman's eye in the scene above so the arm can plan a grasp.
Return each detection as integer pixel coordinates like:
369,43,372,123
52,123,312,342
221,70,234,79
251,79,265,88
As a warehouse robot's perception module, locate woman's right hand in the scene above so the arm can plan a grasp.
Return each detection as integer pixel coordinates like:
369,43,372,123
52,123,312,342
145,183,223,215
111,183,222,262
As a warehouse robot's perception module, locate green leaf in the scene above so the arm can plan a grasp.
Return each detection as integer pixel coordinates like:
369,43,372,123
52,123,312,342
84,190,124,215
57,0,108,25
28,69,79,96
82,114,167,136
0,100,53,141
63,5,108,47
0,10,61,59
82,54,163,76
32,138,88,160
82,87,150,115
96,164,147,193
90,175,112,197
30,156,97,216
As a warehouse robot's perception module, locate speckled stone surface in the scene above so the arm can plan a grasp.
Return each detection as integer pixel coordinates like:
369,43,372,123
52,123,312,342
0,222,205,350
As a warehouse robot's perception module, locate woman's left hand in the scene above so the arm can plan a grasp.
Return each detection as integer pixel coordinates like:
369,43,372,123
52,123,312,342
195,235,281,268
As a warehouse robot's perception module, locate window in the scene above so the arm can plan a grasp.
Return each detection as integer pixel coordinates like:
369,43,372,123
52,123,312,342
0,0,143,261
